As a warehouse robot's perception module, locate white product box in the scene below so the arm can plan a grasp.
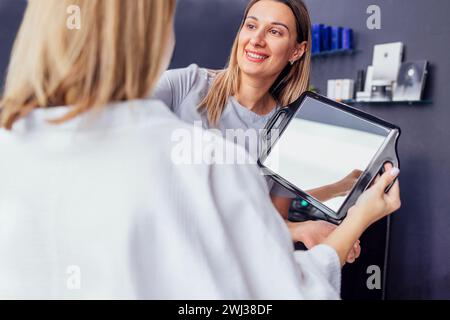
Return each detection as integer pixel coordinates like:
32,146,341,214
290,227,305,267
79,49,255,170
327,80,336,99
334,79,343,101
341,79,354,100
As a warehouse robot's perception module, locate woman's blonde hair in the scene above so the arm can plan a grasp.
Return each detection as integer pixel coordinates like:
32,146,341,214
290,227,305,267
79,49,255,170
199,0,311,125
0,0,176,130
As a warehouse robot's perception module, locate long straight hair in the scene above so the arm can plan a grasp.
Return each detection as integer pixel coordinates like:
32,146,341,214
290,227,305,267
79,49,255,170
0,0,176,130
199,0,312,126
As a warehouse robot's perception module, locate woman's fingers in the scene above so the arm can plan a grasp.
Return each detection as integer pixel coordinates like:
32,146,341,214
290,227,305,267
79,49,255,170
346,250,356,263
346,241,361,263
384,162,393,171
352,169,363,179
372,162,393,186
354,241,361,259
376,166,400,193
385,179,401,210
375,165,401,212
372,174,381,186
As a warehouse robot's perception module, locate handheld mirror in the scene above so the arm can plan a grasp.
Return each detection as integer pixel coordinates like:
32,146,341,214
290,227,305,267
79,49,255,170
258,92,401,224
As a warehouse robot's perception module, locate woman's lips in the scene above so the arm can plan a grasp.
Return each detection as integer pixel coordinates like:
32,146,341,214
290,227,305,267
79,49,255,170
245,50,269,63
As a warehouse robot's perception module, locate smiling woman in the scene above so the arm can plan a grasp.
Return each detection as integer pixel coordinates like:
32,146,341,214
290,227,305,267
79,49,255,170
153,0,364,261
199,0,312,124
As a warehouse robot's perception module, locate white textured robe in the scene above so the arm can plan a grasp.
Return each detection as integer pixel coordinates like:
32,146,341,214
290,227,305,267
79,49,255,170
0,99,341,299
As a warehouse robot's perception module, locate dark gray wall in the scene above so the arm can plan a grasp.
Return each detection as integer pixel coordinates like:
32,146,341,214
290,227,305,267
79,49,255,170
304,0,450,299
0,0,26,89
170,0,248,69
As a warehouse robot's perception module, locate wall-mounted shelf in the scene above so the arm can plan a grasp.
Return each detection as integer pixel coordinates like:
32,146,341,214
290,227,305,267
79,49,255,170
312,49,356,58
341,99,432,106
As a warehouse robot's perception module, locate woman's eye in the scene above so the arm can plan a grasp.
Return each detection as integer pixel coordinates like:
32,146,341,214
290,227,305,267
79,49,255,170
270,29,282,36
246,23,256,30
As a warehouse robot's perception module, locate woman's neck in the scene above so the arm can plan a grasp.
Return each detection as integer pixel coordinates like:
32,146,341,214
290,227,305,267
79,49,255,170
235,73,277,116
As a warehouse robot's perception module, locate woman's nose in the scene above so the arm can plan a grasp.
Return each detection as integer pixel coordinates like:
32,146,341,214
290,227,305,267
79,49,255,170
250,30,266,47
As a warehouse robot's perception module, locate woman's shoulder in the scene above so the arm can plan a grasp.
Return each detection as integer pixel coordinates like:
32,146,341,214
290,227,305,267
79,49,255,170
162,64,222,88
163,64,204,83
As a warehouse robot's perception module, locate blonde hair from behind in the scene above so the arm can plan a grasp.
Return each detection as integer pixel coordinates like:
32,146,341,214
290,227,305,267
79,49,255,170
0,0,176,130
199,0,312,126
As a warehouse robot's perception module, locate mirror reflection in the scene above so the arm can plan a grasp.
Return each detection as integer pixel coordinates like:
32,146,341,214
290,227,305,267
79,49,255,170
263,96,390,212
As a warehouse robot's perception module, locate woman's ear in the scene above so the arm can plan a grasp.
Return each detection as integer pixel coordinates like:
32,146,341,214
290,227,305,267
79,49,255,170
289,41,308,63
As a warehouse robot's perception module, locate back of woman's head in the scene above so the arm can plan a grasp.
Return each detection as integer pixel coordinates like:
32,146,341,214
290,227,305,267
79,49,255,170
0,0,176,130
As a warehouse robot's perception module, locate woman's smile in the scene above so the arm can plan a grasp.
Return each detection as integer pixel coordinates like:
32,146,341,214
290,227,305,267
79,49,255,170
245,49,269,63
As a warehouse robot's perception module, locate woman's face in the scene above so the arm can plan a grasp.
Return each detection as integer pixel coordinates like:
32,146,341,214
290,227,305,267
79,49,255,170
237,0,305,81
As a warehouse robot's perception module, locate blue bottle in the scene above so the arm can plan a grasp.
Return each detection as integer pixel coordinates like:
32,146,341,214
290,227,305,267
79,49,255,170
312,24,321,53
331,26,343,50
320,25,331,51
341,28,353,50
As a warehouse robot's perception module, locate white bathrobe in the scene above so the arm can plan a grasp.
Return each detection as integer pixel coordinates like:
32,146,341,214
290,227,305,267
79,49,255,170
0,99,341,299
